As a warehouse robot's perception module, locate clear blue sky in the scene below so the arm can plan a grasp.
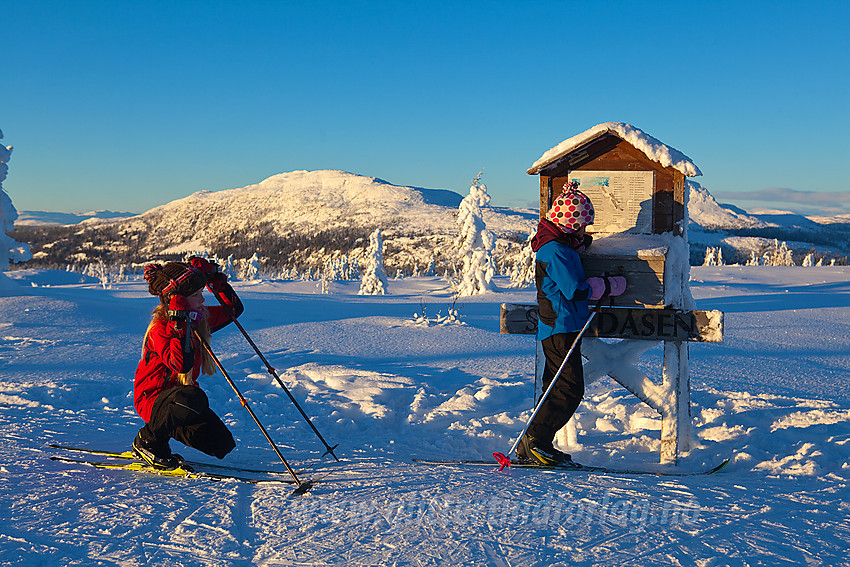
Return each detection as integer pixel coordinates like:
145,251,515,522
3,0,849,216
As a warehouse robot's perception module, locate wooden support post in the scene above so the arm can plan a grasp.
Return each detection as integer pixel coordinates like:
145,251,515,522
661,340,691,464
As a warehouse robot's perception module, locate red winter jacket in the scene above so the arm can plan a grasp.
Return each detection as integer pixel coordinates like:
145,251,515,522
133,285,243,422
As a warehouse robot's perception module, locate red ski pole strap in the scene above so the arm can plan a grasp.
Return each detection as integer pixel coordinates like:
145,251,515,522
493,452,512,471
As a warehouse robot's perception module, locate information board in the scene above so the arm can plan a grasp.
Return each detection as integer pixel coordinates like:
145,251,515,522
569,170,655,234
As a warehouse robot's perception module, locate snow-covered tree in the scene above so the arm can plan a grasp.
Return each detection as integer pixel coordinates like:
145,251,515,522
214,254,238,281
702,246,724,266
510,232,536,288
346,254,361,280
322,258,340,281
763,239,795,266
359,228,389,295
775,241,795,266
715,247,724,266
454,172,496,296
802,252,815,267
337,258,347,280
84,261,112,289
241,253,262,280
702,247,712,266
0,130,32,273
318,270,331,294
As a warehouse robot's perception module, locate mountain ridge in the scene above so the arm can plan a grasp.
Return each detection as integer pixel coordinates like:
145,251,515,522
10,170,849,269
17,172,847,231
12,170,537,273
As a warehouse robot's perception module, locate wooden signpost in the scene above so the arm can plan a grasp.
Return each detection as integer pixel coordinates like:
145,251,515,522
507,123,722,464
501,304,723,344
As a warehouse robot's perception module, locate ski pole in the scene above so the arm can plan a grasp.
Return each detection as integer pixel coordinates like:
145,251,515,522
206,283,340,462
506,288,611,458
194,330,314,494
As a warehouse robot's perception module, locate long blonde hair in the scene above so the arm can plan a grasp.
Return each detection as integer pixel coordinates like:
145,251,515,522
144,303,216,384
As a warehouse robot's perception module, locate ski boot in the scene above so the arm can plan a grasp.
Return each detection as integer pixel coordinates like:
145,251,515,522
516,435,574,467
132,432,182,470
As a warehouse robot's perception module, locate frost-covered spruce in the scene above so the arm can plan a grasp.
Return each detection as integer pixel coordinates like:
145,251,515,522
425,258,435,276
221,254,238,281
763,239,795,267
242,253,262,280
510,231,536,288
702,246,724,267
0,129,32,275
359,228,389,295
454,172,496,296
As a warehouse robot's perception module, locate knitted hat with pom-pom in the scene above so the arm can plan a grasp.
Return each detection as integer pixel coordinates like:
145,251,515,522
143,262,207,298
547,181,595,233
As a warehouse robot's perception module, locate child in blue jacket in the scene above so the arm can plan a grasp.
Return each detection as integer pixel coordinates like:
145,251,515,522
519,181,624,465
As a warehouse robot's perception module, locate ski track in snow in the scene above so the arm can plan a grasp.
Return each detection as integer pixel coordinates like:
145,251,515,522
0,268,849,566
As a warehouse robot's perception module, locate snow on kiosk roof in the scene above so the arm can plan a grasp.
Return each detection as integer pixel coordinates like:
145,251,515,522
527,122,701,178
528,122,701,237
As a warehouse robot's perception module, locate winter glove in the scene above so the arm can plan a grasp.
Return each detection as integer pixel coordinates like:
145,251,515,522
188,256,219,275
166,295,198,354
167,294,203,324
206,271,229,294
587,276,627,300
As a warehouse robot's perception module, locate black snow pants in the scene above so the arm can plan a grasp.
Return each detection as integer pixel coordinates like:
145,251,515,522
140,385,235,459
526,332,584,446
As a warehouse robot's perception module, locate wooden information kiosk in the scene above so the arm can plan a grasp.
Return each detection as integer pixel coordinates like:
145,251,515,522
502,123,723,464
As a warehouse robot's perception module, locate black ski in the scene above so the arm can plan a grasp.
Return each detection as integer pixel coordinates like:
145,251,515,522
48,443,292,476
411,457,730,477
50,455,296,484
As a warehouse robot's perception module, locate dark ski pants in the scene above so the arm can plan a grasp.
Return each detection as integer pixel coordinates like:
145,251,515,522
526,332,584,446
140,385,235,459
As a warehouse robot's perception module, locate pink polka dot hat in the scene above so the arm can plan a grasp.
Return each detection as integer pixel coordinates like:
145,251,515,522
547,180,595,233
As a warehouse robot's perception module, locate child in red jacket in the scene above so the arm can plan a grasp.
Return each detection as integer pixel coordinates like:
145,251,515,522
132,258,243,469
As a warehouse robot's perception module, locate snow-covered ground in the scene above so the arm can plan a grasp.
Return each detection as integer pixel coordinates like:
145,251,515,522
1,267,848,566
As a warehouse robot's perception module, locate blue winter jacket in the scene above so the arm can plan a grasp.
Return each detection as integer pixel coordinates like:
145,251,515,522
534,239,591,340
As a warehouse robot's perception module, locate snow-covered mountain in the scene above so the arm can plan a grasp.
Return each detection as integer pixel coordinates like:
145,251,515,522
12,170,849,269
687,180,850,265
687,181,767,230
15,210,136,226
125,169,534,248
15,170,539,272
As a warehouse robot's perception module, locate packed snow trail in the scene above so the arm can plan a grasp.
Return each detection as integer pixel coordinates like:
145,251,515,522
0,268,848,565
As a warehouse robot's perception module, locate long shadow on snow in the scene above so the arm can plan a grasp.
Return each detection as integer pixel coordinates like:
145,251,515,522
694,280,850,313
239,343,537,373
234,293,507,331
